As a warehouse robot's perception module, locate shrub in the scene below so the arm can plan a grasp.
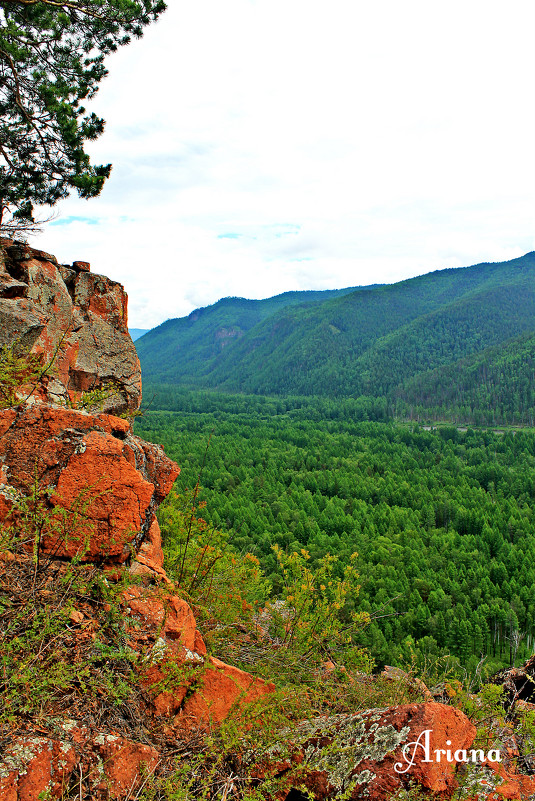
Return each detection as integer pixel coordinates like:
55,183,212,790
0,343,42,409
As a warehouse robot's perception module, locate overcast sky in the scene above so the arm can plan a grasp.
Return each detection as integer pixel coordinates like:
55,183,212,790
36,0,535,329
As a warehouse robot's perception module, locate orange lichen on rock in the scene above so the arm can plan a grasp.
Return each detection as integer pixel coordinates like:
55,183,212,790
0,732,160,801
119,585,275,724
123,585,206,716
179,656,276,728
50,428,154,561
123,586,206,717
0,736,77,801
90,735,160,798
123,585,200,652
0,404,179,563
0,240,174,569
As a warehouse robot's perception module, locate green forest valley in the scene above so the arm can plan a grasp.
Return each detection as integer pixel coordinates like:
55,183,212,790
135,387,535,679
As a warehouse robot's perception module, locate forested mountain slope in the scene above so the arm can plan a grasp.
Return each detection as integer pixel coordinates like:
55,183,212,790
396,331,535,426
137,252,535,411
137,285,364,382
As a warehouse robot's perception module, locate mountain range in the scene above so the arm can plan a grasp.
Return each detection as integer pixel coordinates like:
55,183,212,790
136,252,535,423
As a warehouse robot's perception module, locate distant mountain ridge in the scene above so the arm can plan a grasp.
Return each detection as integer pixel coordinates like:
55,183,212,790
129,328,149,341
136,285,372,383
136,252,535,421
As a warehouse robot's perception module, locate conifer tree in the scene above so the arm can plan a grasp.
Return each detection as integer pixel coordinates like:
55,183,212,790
0,0,166,233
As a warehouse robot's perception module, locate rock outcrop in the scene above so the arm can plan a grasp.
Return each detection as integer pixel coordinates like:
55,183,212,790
0,404,178,563
0,239,178,568
0,238,141,414
253,702,475,800
0,731,160,801
250,701,535,800
0,241,281,801
490,655,535,708
122,585,275,725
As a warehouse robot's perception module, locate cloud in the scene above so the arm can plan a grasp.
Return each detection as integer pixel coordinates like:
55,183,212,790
35,0,535,327
50,216,99,227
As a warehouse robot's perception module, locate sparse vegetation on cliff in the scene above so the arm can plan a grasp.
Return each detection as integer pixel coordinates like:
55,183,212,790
0,343,42,409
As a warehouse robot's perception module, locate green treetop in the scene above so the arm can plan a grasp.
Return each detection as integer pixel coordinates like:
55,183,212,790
0,0,166,233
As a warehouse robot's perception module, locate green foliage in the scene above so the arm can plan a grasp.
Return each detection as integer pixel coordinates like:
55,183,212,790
0,0,166,228
158,485,372,710
136,286,362,385
62,379,117,412
512,702,535,774
136,390,535,672
137,695,301,801
267,545,370,669
0,342,42,408
397,331,535,426
160,488,271,625
0,473,143,725
0,538,140,726
461,682,507,737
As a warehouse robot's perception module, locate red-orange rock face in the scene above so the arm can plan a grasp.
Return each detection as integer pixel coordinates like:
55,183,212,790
0,239,140,414
0,402,179,563
90,734,160,798
179,656,276,728
0,736,77,801
130,517,169,580
120,585,275,724
123,585,201,653
122,585,206,715
253,701,535,800
0,731,160,801
0,240,175,566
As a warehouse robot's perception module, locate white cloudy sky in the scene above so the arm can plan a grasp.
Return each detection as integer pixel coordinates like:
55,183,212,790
36,0,535,329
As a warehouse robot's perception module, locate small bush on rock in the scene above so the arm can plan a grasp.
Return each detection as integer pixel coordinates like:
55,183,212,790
0,343,42,409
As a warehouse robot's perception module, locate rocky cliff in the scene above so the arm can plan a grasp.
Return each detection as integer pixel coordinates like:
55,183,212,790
0,241,534,800
0,240,140,414
0,237,174,568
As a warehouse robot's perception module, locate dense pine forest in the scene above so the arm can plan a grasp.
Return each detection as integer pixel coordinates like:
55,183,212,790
396,331,535,426
135,388,535,677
